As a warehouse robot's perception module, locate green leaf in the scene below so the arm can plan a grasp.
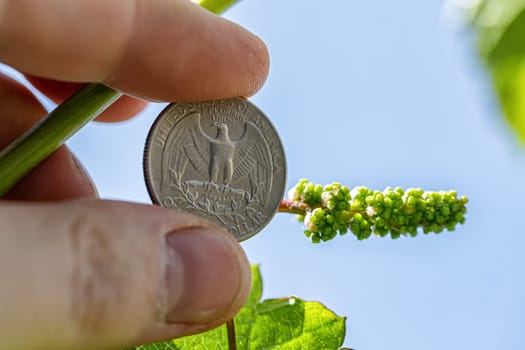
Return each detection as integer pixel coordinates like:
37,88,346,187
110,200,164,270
472,0,525,140
128,265,346,350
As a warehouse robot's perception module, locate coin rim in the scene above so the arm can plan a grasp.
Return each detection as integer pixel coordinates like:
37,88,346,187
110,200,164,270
143,97,287,242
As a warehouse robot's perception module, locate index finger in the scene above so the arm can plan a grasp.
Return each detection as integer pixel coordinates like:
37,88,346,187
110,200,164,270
0,0,269,102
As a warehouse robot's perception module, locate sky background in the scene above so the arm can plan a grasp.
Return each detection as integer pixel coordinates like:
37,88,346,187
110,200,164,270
5,0,525,349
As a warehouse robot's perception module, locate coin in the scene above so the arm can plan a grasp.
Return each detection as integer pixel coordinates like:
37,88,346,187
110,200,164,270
144,98,287,242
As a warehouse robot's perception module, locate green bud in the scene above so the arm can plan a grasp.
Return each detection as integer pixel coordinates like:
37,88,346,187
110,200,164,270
351,200,364,211
375,227,388,237
336,202,347,210
313,208,324,218
360,220,370,229
340,210,351,221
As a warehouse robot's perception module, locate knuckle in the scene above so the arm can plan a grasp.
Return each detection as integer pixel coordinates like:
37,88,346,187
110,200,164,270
67,211,127,336
64,202,164,341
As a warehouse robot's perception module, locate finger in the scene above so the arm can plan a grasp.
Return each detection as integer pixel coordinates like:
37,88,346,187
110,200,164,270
0,200,251,349
0,0,270,102
0,74,97,200
25,76,148,122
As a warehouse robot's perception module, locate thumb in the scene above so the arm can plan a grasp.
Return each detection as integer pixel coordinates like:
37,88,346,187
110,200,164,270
0,199,251,350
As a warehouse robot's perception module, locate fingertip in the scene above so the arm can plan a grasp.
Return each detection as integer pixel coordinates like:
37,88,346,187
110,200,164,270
132,227,251,346
95,95,148,122
103,0,271,101
238,32,270,97
164,228,250,324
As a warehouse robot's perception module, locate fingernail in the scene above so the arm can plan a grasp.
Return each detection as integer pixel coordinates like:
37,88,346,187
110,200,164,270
164,228,250,324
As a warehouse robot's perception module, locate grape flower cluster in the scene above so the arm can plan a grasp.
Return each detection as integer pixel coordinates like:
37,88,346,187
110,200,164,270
281,179,468,243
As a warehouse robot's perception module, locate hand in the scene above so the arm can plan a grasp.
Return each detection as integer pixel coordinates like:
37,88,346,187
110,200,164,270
0,1,269,349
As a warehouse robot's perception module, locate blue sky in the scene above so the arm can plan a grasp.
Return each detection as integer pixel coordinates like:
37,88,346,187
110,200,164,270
8,0,525,349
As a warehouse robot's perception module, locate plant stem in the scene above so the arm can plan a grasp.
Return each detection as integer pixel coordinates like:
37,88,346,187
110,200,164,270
278,199,311,215
226,319,237,350
0,84,121,196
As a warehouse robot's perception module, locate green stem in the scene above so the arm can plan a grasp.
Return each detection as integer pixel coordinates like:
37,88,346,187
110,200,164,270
0,84,121,195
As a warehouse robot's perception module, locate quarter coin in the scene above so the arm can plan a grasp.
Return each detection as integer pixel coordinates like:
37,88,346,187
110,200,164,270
144,98,286,241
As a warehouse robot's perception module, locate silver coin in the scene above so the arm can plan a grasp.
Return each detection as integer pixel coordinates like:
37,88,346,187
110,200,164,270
144,98,287,242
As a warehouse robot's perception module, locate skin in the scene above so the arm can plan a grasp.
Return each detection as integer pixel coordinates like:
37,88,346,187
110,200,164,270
0,0,270,349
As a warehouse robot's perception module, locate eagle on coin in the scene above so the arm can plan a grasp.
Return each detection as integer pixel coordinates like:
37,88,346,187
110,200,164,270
161,112,273,206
